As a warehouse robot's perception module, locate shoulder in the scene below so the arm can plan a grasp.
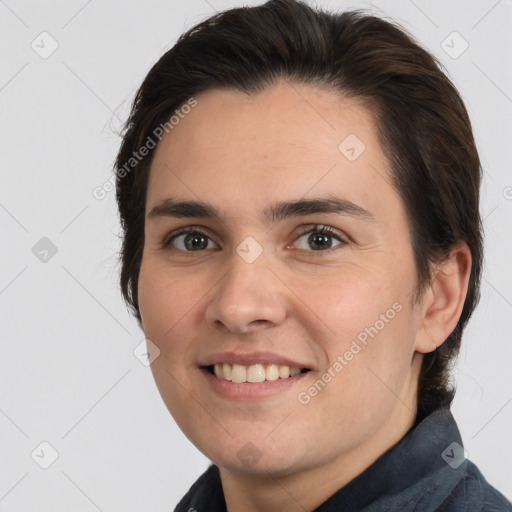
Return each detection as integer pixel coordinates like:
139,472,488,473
436,460,512,512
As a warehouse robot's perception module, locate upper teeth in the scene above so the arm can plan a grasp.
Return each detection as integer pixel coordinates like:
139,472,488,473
213,363,302,383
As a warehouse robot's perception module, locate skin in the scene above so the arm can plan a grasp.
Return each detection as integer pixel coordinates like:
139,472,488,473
137,81,471,511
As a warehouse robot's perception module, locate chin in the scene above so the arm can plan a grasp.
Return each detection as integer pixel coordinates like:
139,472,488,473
203,438,309,478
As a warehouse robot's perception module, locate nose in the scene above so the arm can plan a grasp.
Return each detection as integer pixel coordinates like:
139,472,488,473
204,249,288,335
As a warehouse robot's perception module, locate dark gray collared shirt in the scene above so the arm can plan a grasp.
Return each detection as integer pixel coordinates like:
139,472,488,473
174,407,512,511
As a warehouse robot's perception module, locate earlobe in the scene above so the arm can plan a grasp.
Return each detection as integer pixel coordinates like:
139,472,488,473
415,241,472,354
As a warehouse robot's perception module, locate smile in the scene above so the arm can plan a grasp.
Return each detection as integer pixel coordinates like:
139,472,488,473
208,363,309,383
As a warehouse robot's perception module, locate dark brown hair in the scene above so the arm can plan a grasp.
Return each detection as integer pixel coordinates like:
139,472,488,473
115,0,483,423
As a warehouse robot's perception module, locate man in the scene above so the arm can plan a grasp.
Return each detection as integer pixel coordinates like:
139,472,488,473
114,0,512,510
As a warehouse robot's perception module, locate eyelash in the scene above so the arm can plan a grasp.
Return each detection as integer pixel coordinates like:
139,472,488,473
161,224,348,255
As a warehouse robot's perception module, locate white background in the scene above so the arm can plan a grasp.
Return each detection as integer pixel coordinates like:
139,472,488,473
1,0,511,510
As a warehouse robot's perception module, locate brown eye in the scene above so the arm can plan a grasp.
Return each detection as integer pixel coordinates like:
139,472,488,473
182,232,209,250
308,232,334,250
293,225,346,252
163,228,218,251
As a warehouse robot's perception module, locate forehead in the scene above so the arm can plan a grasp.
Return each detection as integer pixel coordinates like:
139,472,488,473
146,81,398,226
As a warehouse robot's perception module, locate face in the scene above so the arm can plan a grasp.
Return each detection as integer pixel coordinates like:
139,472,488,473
138,81,426,477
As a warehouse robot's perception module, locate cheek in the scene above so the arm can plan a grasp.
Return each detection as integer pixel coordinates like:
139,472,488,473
138,261,204,433
301,267,396,345
138,261,200,360
139,257,185,318
303,266,414,392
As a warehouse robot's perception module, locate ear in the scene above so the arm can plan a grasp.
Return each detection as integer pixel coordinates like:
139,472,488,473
414,241,472,354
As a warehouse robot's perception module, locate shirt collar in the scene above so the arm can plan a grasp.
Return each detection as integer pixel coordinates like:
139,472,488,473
317,407,466,510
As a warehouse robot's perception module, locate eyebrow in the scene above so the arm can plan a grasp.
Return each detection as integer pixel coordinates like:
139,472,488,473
147,196,375,225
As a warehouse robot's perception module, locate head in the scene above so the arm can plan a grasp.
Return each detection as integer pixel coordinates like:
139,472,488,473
115,0,482,479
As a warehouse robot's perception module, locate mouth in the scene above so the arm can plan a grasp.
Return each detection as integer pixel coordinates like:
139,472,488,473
197,351,313,399
204,363,311,383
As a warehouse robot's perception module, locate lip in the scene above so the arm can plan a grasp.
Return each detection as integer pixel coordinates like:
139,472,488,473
200,366,310,400
197,351,313,369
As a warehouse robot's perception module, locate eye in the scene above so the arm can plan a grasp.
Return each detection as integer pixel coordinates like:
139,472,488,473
163,227,218,252
292,225,347,252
